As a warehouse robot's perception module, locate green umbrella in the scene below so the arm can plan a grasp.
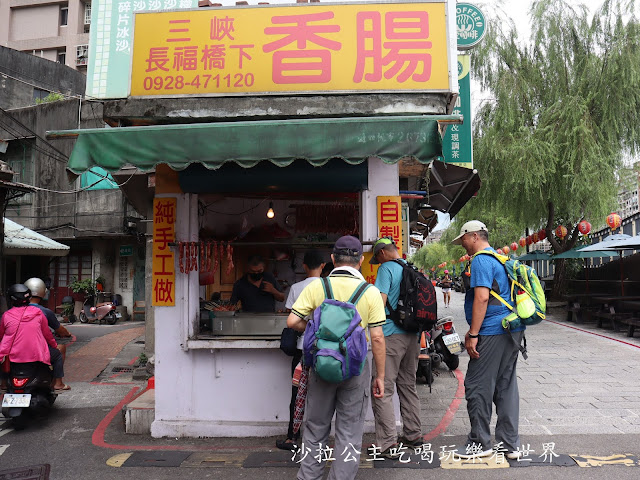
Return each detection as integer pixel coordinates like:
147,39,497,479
551,247,620,259
515,250,552,261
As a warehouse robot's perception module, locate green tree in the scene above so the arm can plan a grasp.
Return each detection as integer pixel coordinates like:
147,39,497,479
469,0,640,298
35,92,65,104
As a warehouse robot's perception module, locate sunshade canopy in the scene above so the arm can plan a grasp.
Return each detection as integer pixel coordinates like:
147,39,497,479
583,234,640,251
4,218,70,256
579,234,632,252
51,115,459,174
551,247,620,259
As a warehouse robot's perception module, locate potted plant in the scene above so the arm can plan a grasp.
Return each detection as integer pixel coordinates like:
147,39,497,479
95,275,106,292
69,277,96,300
61,302,76,323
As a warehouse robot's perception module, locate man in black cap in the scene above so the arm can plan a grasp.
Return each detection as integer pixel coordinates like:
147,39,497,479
287,236,386,480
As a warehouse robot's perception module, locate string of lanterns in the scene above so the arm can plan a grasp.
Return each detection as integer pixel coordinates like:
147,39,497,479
436,213,622,268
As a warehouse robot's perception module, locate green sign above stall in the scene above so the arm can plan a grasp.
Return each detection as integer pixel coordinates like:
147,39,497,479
456,3,486,50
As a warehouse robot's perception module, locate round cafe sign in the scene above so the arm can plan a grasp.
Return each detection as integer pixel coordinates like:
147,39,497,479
456,3,486,50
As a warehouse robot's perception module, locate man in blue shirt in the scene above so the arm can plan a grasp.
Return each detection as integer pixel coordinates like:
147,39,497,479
452,221,524,460
369,237,422,458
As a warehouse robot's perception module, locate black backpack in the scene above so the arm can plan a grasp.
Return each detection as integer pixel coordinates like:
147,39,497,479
386,260,438,332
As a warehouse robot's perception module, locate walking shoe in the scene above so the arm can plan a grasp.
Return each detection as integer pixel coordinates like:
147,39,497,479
398,436,424,448
378,444,402,460
506,451,523,460
454,444,493,459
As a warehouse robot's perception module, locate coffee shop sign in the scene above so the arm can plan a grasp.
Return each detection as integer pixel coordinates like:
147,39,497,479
456,3,486,50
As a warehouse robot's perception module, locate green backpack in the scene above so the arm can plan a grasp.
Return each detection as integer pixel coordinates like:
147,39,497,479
473,250,547,330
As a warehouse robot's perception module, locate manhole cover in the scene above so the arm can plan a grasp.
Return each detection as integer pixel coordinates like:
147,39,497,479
0,464,50,480
111,366,135,373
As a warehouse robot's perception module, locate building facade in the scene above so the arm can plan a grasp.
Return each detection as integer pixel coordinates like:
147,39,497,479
0,0,91,71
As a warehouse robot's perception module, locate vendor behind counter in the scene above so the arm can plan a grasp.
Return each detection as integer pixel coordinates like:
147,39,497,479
230,255,285,312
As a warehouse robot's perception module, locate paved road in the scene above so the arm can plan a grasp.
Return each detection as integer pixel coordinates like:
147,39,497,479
2,294,640,479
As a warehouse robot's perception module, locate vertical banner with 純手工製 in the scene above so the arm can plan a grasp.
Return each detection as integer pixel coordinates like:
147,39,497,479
377,196,403,257
152,197,176,306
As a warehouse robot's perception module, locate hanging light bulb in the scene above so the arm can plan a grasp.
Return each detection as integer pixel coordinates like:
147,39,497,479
266,201,275,219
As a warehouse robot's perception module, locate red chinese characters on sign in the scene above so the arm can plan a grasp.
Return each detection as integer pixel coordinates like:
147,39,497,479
377,196,403,255
354,11,432,83
263,11,342,84
153,198,176,306
144,19,255,74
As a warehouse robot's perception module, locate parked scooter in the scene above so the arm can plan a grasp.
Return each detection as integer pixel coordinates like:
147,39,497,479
78,294,119,325
416,316,463,386
1,362,57,430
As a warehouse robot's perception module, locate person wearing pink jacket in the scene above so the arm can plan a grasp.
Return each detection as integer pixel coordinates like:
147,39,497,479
0,286,57,368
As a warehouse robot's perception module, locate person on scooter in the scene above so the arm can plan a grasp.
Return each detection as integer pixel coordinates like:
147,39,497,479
0,284,57,392
24,278,71,391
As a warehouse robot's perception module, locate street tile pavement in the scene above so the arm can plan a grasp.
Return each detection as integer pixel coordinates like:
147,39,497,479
426,290,640,438
65,326,145,382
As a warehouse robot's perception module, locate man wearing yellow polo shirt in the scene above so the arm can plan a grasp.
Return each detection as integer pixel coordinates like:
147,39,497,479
287,235,386,480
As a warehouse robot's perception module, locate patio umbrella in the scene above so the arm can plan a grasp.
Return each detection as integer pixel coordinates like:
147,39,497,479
551,247,620,294
515,249,552,261
578,234,632,295
587,234,640,251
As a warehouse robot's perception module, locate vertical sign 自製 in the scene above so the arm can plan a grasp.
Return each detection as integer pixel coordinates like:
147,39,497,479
442,55,472,168
152,197,176,306
377,196,403,257
361,252,380,285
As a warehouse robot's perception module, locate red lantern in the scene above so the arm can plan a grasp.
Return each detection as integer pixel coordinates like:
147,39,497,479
519,237,526,248
526,236,532,246
578,220,592,235
538,229,547,241
606,213,621,230
503,246,510,254
510,242,518,251
532,233,539,243
555,225,568,239
497,248,504,255
464,254,470,261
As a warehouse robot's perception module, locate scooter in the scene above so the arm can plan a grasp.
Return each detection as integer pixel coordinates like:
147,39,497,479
1,362,57,430
416,316,463,387
78,294,119,325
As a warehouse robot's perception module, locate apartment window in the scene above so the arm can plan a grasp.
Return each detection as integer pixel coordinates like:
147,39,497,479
60,6,68,26
33,87,49,102
58,51,66,65
84,2,92,24
76,44,89,66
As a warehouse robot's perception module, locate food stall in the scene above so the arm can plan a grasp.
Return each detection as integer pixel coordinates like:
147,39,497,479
47,1,475,437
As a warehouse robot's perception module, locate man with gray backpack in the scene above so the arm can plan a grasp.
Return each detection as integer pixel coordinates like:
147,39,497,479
287,236,386,480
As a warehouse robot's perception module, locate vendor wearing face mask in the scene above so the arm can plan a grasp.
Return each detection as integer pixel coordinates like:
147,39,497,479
230,255,285,313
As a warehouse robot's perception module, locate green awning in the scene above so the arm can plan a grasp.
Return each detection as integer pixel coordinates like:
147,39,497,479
49,115,459,174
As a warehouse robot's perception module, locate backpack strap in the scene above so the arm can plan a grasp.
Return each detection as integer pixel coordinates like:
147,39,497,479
321,277,334,300
471,250,513,308
348,281,371,305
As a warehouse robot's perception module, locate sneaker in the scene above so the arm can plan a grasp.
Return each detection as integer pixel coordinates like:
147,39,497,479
379,445,401,460
454,444,493,459
398,436,424,448
506,451,522,460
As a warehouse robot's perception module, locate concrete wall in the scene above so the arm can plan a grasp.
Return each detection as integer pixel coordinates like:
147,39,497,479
0,46,86,109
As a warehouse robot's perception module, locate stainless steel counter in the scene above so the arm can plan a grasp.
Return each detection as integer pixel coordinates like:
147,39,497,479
203,312,288,337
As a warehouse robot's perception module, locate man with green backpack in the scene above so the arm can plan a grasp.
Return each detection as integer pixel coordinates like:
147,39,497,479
452,220,527,460
287,236,386,480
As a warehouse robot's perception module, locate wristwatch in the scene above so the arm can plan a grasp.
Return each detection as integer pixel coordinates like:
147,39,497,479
468,332,479,338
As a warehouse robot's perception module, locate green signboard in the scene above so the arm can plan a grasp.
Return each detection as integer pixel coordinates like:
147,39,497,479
442,55,472,168
456,3,486,50
120,245,134,257
86,0,198,99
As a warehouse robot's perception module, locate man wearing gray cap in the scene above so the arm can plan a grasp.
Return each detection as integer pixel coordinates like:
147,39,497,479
452,221,525,460
287,235,386,480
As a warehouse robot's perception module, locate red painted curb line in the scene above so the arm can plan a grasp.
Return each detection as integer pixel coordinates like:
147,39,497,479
423,368,465,442
545,319,640,349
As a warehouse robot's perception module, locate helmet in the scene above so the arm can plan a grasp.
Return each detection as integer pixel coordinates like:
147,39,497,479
7,284,31,307
24,277,46,299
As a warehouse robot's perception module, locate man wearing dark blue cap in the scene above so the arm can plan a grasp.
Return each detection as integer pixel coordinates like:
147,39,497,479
287,236,387,480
